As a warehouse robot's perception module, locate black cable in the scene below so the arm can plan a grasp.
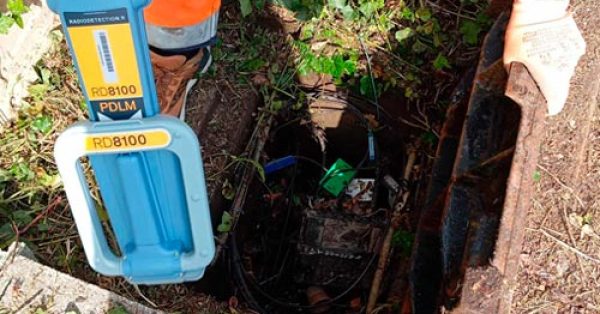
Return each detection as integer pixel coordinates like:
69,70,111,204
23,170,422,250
270,160,298,281
231,232,379,311
293,155,328,173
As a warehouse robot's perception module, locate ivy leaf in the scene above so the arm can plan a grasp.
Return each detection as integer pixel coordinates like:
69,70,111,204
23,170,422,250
328,0,347,10
107,305,130,314
31,115,53,134
12,210,33,225
10,163,34,181
12,14,23,28
8,0,29,15
395,28,414,43
358,0,383,19
460,20,482,45
240,0,253,17
433,53,451,70
344,59,357,75
415,7,432,22
340,5,356,20
0,14,15,34
400,7,415,22
360,76,378,100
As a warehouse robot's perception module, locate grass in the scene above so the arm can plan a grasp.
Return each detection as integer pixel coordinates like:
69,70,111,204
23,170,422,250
0,30,85,252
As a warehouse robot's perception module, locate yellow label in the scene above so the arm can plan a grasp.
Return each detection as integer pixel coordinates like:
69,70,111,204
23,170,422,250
68,22,143,100
85,129,171,153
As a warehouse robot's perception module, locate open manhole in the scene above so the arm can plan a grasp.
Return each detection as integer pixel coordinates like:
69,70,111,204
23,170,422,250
207,14,545,314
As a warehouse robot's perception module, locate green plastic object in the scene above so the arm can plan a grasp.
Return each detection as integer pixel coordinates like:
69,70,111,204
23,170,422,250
320,159,357,197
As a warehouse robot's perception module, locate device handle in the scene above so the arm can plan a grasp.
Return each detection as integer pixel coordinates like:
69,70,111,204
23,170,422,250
54,117,215,277
54,130,122,276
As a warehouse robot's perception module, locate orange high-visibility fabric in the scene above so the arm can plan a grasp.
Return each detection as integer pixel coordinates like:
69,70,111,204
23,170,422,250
144,0,221,28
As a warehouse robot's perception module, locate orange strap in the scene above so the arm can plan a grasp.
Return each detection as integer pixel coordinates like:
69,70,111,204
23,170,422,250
144,0,221,28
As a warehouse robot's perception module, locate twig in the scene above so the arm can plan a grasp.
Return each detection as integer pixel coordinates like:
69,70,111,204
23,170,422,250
367,150,417,313
561,204,586,273
17,196,62,236
425,0,476,20
537,164,585,209
134,284,158,308
358,36,381,122
212,114,274,263
530,228,600,264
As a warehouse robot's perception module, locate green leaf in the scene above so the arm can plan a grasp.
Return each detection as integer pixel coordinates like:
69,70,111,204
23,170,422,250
107,305,130,314
36,222,49,232
31,115,53,134
8,0,29,15
395,28,414,43
420,131,438,146
39,173,61,188
328,0,347,10
0,15,15,34
433,53,451,70
12,210,33,225
240,0,253,17
12,14,23,28
0,223,15,238
359,76,378,100
240,58,266,72
415,7,432,22
533,171,542,182
411,40,428,53
270,100,283,112
343,59,357,75
340,5,355,20
400,7,415,22
10,163,34,181
221,179,235,200
358,0,384,19
255,0,266,10
217,211,233,233
460,20,482,45
392,229,414,256
28,84,50,101
40,68,52,85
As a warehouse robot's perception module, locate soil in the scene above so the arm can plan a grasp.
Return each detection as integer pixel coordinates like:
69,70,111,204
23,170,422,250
511,0,600,313
185,75,258,218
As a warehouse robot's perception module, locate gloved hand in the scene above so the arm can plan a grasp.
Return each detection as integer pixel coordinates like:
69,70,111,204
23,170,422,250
504,0,586,115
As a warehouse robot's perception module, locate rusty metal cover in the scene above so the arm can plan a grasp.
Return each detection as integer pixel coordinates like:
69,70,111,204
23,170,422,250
409,13,546,314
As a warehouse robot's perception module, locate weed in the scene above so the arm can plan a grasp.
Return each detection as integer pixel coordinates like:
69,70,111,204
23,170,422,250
392,228,414,256
0,0,28,34
107,305,130,314
0,32,83,248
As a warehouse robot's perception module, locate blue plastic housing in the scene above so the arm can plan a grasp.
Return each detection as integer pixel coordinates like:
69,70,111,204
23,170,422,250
48,0,215,284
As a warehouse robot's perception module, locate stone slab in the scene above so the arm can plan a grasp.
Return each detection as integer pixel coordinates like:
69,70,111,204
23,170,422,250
0,246,161,314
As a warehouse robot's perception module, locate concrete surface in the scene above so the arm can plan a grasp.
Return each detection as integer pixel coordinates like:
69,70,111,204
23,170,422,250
0,244,161,314
0,0,58,125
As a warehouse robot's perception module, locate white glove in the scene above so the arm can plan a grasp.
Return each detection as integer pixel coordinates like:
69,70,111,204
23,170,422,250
504,0,586,115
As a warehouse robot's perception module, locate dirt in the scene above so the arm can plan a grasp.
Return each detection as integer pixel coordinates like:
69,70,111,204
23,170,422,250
511,0,600,313
186,76,258,217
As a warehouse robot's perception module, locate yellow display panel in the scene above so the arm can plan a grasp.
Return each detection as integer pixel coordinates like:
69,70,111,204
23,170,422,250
68,22,143,100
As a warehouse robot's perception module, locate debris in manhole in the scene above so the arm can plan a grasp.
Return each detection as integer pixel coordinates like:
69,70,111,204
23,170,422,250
225,92,422,313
